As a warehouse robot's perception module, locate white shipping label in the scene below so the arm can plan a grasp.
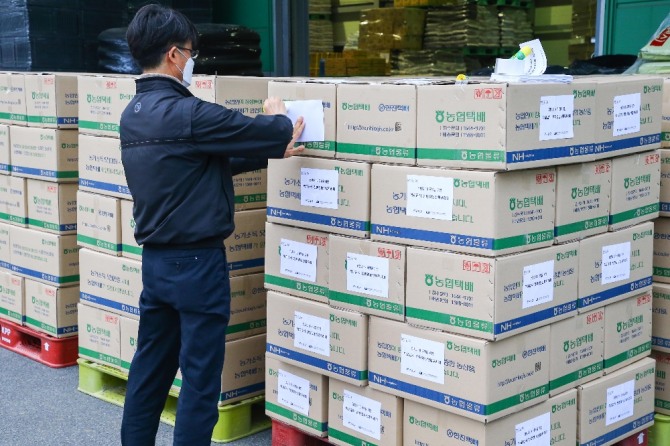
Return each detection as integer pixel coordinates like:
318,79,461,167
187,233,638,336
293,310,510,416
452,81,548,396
515,412,551,446
539,95,574,141
294,311,330,357
606,379,635,426
277,369,311,416
522,260,554,309
343,390,382,441
406,175,453,221
601,242,631,285
400,334,445,385
346,253,390,299
280,239,318,283
613,93,641,137
300,168,338,209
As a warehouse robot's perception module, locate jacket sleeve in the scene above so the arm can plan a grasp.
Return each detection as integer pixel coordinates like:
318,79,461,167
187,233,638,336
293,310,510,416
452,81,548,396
191,100,292,159
229,157,269,176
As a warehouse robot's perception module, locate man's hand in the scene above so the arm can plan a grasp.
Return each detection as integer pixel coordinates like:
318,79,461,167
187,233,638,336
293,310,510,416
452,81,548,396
285,116,305,158
263,97,287,115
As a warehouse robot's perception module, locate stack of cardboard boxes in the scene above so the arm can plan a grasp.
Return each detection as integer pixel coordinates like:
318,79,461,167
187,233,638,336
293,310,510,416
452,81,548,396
0,72,80,343
264,75,663,445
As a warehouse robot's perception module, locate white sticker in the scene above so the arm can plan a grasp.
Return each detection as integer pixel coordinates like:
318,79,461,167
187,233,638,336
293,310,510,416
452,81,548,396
400,334,445,384
285,100,325,142
539,95,574,141
606,379,635,426
277,369,311,416
613,93,641,137
406,175,453,221
601,242,631,285
280,239,317,283
522,260,554,309
515,412,551,446
343,390,382,441
346,253,390,299
300,168,338,209
294,311,330,357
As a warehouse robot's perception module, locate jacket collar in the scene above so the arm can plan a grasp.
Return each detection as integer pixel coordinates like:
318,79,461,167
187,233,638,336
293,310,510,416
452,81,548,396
135,75,194,97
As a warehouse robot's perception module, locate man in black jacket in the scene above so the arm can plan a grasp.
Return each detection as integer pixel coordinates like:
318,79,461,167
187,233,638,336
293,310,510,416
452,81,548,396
119,5,304,445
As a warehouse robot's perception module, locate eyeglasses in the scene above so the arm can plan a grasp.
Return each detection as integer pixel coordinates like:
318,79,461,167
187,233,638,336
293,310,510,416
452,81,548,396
176,46,199,60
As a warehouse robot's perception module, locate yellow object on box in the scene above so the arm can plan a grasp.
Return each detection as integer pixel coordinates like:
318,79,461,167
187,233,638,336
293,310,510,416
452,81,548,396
359,8,426,51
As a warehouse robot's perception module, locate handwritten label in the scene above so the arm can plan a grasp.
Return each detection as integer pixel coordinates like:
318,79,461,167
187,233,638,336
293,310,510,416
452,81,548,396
343,390,382,440
540,95,574,141
601,242,631,285
606,379,635,426
400,334,444,384
278,369,311,416
346,252,389,298
515,412,550,446
294,311,330,357
522,260,554,309
613,93,641,136
280,239,317,283
301,168,338,209
406,175,453,221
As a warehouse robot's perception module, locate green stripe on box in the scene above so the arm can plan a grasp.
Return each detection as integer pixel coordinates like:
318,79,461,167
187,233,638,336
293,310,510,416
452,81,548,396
417,148,505,162
122,244,143,256
609,203,659,225
486,384,548,415
604,342,651,369
227,319,266,335
8,214,27,224
79,120,119,133
493,230,554,250
329,428,377,446
549,361,603,390
27,116,57,124
406,306,492,333
0,112,27,122
234,193,267,205
0,307,22,322
554,216,609,237
264,274,328,298
303,140,335,152
265,402,327,432
28,219,63,232
25,316,56,335
656,398,670,410
59,274,79,284
78,346,122,367
121,360,131,371
77,234,119,253
329,290,403,315
336,143,415,159
173,378,182,388
654,266,670,278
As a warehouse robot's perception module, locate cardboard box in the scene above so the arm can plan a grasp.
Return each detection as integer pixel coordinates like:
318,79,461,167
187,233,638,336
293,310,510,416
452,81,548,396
653,350,670,415
368,316,550,422
0,272,23,324
27,180,77,234
219,334,266,405
578,222,654,311
226,209,266,277
120,199,141,260
24,73,78,129
662,79,670,148
609,151,660,230
77,75,136,138
0,73,27,126
549,309,605,396
9,226,79,286
417,80,597,170
9,127,78,182
371,164,556,256
227,273,267,341
266,290,368,386
577,357,656,446
267,157,371,237
264,222,330,303
603,293,652,374
403,389,577,446
406,242,578,340
119,315,138,372
336,82,416,164
661,149,670,216
78,303,121,369
0,223,11,271
24,279,78,338
652,283,670,353
328,377,403,446
188,75,216,103
329,235,405,320
265,356,329,437
554,160,612,243
654,217,670,283
268,80,337,157
79,248,142,320
215,76,271,118
233,169,267,211
0,176,27,226
78,134,130,198
0,124,10,174
76,190,121,255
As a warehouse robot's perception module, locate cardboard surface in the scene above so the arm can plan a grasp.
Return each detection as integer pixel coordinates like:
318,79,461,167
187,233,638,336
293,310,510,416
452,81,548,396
578,222,654,311
77,75,136,138
78,134,130,198
120,199,141,260
227,273,267,341
267,157,371,237
9,127,78,182
609,151,660,231
77,303,122,369
654,217,670,283
218,334,266,405
603,293,652,374
0,73,27,126
0,272,23,324
226,209,266,277
188,75,216,103
371,164,556,256
0,176,27,226
663,78,670,148
76,190,121,255
653,350,670,415
24,73,78,129
266,290,368,386
27,180,77,234
24,279,78,338
119,315,138,372
0,124,10,174
0,223,11,271
368,316,550,422
233,169,267,211
652,282,670,353
215,76,271,118
661,149,670,216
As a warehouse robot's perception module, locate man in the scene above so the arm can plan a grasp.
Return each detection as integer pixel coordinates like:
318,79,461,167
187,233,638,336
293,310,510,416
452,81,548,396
119,5,304,445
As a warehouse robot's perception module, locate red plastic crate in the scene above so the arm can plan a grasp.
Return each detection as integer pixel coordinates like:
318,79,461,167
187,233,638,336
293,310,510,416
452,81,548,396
0,319,78,368
615,428,648,446
271,419,330,446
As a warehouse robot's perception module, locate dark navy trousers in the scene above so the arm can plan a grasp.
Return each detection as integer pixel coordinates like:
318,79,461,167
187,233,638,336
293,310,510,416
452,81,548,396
121,246,231,446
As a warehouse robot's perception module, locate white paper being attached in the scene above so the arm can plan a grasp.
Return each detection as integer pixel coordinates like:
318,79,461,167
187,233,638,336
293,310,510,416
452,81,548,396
406,175,453,221
522,260,554,309
343,390,382,441
277,369,311,416
346,253,390,299
613,93,641,137
400,334,445,384
301,168,338,210
606,379,635,426
280,239,318,283
601,242,631,285
539,95,574,141
520,38,548,75
515,412,551,446
285,100,325,142
294,311,330,357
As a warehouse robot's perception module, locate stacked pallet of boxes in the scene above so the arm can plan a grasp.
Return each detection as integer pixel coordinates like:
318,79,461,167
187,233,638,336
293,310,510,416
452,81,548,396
264,76,663,445
0,72,80,366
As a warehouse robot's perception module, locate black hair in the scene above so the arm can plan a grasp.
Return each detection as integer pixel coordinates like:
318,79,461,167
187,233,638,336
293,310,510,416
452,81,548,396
126,4,199,70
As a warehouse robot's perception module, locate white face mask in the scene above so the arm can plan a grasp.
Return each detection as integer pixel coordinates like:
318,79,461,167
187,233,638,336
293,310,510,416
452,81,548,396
175,49,195,87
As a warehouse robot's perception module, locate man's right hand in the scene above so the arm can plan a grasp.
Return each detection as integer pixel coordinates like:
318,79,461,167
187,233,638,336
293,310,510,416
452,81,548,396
263,97,287,115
